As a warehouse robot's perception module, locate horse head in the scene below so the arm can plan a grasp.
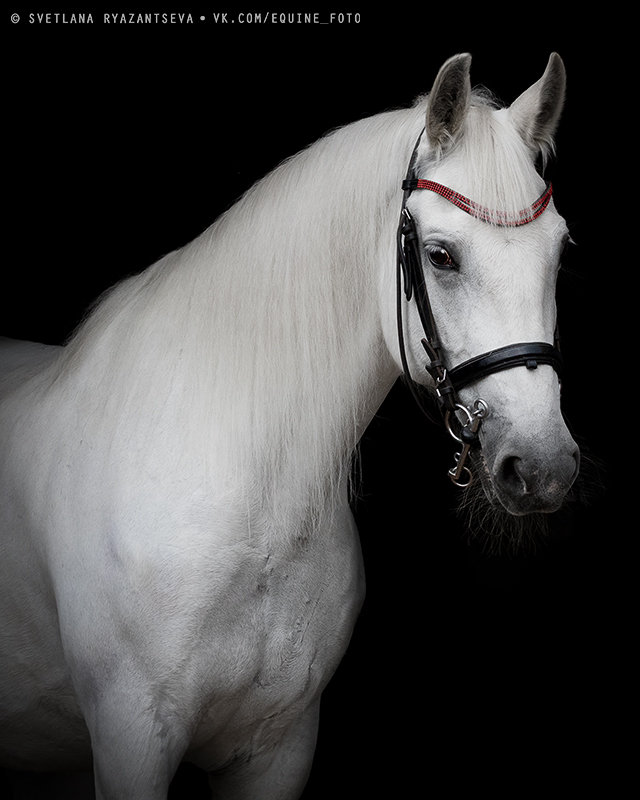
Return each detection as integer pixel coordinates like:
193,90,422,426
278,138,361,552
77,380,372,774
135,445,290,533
397,53,579,517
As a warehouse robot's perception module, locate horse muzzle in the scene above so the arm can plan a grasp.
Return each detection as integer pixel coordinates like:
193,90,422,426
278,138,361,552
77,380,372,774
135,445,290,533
480,415,580,515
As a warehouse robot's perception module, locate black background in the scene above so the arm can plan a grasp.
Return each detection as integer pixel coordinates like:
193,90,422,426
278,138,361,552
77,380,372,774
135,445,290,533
3,4,630,798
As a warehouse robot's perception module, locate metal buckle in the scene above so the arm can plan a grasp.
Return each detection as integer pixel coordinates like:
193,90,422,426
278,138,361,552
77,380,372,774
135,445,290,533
445,400,489,486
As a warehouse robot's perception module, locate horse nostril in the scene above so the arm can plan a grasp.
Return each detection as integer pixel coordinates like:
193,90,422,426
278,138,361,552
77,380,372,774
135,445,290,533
499,455,529,494
494,447,580,513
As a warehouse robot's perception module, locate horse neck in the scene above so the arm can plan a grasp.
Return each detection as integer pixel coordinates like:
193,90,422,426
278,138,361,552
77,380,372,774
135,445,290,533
59,105,424,534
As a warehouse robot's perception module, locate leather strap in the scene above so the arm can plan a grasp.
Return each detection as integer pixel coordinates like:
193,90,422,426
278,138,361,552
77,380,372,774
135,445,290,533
447,342,563,390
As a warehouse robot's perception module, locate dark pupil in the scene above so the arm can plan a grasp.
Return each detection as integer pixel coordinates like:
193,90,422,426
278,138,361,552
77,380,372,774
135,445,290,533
430,246,452,267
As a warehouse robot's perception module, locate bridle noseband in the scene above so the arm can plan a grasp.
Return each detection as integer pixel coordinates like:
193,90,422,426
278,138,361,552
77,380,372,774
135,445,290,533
396,135,563,487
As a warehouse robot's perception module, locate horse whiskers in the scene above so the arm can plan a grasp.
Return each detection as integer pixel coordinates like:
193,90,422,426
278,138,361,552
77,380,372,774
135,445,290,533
455,439,603,556
456,475,551,555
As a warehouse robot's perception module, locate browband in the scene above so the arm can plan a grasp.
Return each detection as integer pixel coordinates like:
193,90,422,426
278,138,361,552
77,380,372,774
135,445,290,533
401,179,553,227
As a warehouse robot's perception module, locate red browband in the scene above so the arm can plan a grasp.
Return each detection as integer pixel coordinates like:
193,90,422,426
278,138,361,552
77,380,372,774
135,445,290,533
402,179,553,227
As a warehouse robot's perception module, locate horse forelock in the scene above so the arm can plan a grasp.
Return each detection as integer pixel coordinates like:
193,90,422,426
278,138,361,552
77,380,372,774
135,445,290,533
416,89,552,222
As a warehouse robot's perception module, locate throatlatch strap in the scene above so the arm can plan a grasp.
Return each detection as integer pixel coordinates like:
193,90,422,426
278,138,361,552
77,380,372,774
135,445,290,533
400,180,553,227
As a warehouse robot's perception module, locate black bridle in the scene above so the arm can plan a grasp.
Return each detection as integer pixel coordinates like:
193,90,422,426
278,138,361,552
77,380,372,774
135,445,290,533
396,135,564,486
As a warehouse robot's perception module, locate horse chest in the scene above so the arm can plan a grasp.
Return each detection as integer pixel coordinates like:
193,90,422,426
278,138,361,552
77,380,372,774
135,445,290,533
185,516,365,763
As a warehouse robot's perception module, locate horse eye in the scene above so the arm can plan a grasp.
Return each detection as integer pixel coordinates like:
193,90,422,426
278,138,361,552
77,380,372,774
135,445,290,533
426,245,456,270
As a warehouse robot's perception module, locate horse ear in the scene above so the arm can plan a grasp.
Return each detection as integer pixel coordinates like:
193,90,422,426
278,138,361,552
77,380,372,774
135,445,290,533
425,53,472,149
509,53,566,155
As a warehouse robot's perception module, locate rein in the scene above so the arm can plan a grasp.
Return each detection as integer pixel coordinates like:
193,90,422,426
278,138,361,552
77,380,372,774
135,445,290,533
396,135,563,487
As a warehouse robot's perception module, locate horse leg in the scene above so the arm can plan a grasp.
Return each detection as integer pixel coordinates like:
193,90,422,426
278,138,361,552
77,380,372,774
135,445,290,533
206,700,320,800
80,678,191,800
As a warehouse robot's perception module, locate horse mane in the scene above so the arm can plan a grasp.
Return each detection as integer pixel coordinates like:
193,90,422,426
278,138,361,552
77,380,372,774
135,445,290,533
54,101,426,534
49,86,553,536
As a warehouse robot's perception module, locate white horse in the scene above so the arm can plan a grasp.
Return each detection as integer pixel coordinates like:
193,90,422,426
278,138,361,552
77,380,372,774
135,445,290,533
0,54,579,798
